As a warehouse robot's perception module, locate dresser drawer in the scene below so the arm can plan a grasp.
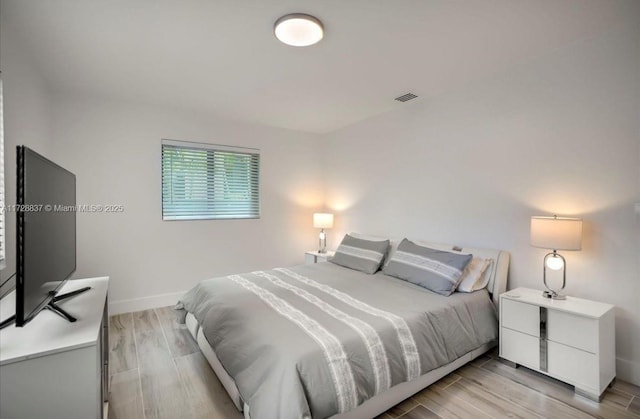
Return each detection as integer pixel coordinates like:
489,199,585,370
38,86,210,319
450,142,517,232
501,298,539,337
501,328,539,370
548,341,598,390
547,310,597,353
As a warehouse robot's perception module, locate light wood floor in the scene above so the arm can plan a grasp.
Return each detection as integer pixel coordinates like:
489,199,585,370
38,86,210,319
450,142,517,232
109,308,640,419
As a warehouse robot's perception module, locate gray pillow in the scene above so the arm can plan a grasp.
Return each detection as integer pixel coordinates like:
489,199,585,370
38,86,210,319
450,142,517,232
330,234,390,274
383,238,472,296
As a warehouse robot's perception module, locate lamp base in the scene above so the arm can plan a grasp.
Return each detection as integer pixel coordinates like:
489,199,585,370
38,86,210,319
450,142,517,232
318,229,327,254
542,251,567,301
542,290,566,300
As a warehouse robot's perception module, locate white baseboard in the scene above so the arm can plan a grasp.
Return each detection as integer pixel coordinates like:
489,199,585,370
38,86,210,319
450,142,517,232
109,290,187,315
616,356,640,386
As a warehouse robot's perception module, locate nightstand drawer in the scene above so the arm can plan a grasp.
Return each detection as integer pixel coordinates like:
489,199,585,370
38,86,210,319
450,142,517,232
501,298,539,337
547,310,597,353
548,341,598,389
501,328,539,369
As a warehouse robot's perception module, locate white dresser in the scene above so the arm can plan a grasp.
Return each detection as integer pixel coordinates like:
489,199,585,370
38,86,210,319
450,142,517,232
499,287,615,401
0,277,109,419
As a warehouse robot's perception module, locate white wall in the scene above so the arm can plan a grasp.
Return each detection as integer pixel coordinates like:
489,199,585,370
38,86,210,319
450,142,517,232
0,17,53,294
324,23,640,384
49,93,323,313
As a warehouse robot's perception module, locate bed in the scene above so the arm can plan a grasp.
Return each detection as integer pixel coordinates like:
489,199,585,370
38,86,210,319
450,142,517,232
178,239,510,419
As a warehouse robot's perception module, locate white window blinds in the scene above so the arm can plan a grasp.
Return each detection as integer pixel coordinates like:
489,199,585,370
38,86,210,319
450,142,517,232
161,140,260,220
0,79,5,269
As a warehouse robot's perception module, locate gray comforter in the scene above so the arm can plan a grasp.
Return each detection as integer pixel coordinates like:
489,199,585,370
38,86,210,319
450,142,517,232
179,262,498,419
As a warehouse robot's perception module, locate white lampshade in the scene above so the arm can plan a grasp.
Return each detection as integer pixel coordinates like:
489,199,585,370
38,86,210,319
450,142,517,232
530,216,582,251
313,213,334,229
274,14,324,47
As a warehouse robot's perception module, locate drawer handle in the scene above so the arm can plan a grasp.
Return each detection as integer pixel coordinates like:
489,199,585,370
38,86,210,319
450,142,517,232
540,307,547,372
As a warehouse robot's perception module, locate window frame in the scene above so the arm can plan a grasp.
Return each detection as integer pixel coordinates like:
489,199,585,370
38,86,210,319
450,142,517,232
161,139,260,221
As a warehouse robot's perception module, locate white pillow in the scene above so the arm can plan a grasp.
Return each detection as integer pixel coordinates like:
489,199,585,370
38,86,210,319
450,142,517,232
457,257,492,292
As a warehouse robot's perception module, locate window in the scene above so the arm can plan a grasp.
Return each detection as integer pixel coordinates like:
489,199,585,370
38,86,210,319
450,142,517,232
161,140,260,220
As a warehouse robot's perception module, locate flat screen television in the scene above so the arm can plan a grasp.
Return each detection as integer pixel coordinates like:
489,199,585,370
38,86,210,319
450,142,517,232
0,146,86,329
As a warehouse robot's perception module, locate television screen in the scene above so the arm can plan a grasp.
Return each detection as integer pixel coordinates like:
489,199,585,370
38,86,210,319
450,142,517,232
16,146,76,326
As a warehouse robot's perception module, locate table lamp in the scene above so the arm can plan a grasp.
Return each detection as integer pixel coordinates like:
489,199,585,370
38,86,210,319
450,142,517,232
530,215,582,300
313,213,333,253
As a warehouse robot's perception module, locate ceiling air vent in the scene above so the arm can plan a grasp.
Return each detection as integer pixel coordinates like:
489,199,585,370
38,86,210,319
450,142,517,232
395,93,418,102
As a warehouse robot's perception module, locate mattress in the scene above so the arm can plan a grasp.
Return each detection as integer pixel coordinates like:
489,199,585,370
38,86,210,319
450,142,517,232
179,262,500,419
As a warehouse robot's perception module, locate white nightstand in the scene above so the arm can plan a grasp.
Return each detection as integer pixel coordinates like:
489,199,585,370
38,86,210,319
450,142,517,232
304,250,335,264
499,288,615,401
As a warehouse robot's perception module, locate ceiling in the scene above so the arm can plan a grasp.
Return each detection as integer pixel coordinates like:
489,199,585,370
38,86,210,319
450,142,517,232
0,0,635,133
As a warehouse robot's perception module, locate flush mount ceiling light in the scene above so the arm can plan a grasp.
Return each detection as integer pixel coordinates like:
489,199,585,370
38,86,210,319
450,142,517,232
274,13,324,47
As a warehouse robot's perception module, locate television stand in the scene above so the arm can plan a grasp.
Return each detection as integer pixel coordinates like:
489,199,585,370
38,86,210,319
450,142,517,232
0,286,91,329
45,286,92,322
0,315,15,329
